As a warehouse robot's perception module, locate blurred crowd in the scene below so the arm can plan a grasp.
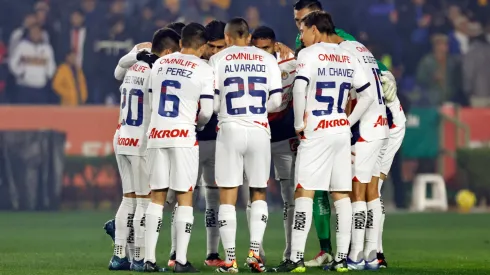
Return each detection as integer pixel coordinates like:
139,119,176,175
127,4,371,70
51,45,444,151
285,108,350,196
0,0,489,107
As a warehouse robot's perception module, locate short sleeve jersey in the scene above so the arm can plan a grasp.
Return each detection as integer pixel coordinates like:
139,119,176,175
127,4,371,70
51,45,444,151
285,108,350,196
117,61,152,156
209,46,283,135
147,52,214,148
295,42,370,139
339,40,389,141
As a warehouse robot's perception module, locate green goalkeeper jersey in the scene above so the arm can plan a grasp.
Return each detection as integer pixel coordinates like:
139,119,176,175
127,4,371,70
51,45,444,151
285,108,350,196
295,28,388,72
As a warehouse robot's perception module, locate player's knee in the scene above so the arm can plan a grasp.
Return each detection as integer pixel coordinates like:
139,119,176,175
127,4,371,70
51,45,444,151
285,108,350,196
150,189,167,205
219,187,238,205
250,188,267,202
330,191,349,201
294,188,315,199
350,181,367,202
176,191,193,207
123,192,137,198
380,173,387,181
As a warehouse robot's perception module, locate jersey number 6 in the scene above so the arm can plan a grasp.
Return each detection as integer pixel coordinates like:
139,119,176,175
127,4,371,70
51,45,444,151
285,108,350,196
121,88,144,126
224,76,267,115
313,81,351,116
158,80,181,117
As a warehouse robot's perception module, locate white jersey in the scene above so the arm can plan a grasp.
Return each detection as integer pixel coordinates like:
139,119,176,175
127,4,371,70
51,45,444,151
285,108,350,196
117,61,152,156
276,52,296,113
387,96,406,129
339,40,389,140
210,46,283,134
296,42,370,139
147,52,214,148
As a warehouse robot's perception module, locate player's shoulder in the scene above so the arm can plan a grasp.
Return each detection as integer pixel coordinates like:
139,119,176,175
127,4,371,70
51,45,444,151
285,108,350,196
209,47,234,65
126,60,152,76
339,40,371,56
277,52,296,69
298,43,324,58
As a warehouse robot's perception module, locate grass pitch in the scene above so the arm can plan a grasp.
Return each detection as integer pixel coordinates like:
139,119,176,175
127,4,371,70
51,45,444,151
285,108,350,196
0,211,489,275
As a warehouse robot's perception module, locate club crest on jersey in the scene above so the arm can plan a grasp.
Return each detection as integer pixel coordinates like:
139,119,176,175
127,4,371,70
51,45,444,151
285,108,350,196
281,71,289,80
148,128,189,139
374,115,388,127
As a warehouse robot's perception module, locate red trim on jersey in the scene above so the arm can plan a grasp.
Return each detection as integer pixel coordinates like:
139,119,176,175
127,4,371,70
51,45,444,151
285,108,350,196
296,183,303,189
189,186,193,191
357,136,366,142
216,126,220,132
116,124,121,130
268,107,289,121
194,141,199,146
352,176,360,183
278,57,295,65
289,70,296,74
390,123,397,129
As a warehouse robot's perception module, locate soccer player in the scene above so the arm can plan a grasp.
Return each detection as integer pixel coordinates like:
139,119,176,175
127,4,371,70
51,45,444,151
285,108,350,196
196,19,227,267
290,0,397,267
376,88,406,268
273,11,370,273
108,28,181,272
251,26,297,264
144,23,213,273
210,17,283,273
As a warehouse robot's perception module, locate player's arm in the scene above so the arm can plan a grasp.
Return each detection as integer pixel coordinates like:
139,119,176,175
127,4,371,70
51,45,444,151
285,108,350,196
348,58,374,126
197,68,214,130
210,56,221,114
292,50,311,132
114,43,152,80
267,58,283,112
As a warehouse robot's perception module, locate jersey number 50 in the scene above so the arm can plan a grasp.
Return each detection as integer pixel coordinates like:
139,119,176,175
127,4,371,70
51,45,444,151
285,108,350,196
158,80,181,117
313,81,351,116
121,88,144,126
225,76,267,115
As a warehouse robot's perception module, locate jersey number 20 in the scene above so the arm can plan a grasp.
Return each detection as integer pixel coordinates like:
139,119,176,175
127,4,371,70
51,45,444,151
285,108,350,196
225,76,267,115
121,88,144,126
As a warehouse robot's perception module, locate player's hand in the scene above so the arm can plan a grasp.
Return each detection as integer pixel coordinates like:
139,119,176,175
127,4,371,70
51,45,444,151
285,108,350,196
380,71,397,103
295,112,308,139
275,42,294,60
137,50,159,68
136,42,152,51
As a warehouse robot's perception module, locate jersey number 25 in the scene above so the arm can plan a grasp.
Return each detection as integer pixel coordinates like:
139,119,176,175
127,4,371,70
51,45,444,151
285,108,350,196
225,76,267,115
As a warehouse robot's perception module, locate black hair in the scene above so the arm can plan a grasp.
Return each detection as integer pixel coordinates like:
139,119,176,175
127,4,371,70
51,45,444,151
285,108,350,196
151,28,181,53
205,20,226,42
251,26,276,41
181,22,208,49
293,0,322,11
301,11,336,35
165,22,186,36
225,17,249,38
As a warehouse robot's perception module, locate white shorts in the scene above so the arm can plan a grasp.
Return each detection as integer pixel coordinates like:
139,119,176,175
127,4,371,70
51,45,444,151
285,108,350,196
116,154,150,196
352,138,387,183
215,123,271,188
271,138,298,180
147,147,199,192
379,126,406,176
197,140,216,187
295,133,351,192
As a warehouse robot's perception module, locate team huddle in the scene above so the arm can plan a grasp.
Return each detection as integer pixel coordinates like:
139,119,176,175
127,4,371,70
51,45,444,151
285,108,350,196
106,0,406,273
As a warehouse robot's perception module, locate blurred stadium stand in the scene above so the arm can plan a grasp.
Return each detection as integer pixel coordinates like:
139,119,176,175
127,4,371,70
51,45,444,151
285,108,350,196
0,0,489,210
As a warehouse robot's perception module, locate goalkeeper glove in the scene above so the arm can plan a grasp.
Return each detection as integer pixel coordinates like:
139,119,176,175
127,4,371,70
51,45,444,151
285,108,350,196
380,71,397,103
137,50,159,68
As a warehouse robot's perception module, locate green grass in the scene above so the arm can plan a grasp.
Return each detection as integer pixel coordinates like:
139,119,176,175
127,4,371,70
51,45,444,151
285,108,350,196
0,211,489,275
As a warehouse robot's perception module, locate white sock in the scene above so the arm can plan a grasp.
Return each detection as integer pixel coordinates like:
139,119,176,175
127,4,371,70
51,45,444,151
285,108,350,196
246,201,251,227
280,179,295,260
218,204,237,264
349,201,367,262
205,188,220,255
175,206,194,265
333,197,352,262
378,179,384,196
290,197,313,263
364,198,382,261
133,198,150,261
249,200,268,254
170,202,178,254
144,202,163,264
378,197,385,253
114,197,136,258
